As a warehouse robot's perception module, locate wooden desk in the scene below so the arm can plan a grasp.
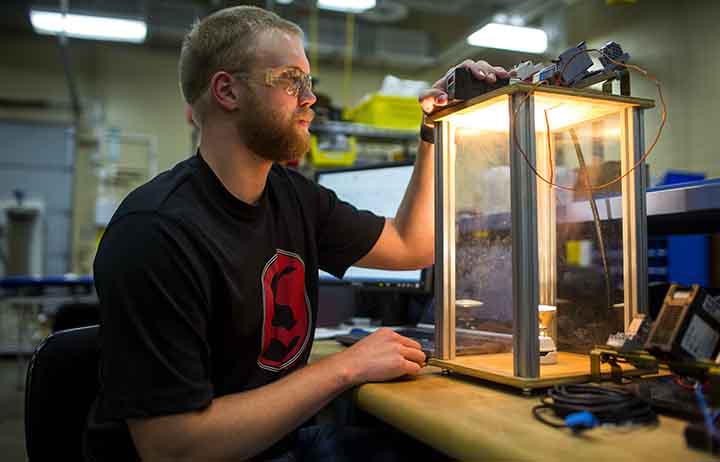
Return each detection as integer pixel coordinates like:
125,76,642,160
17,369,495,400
312,341,711,461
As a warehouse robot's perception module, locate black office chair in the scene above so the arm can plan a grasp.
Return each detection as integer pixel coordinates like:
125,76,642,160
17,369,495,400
25,325,100,461
52,303,100,333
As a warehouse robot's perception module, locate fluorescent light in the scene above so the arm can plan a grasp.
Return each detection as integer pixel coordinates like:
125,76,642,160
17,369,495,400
30,9,147,43
493,13,508,23
317,0,376,13
467,23,547,54
275,0,294,4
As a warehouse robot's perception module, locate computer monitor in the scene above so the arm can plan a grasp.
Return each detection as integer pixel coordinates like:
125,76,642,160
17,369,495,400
316,162,431,292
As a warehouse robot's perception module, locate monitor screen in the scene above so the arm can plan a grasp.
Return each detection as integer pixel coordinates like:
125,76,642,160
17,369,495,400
316,163,427,290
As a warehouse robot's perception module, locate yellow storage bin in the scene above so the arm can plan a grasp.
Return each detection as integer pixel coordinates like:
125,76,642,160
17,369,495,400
309,134,357,167
344,93,422,130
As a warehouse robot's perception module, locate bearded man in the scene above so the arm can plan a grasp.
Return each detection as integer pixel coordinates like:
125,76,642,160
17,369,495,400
84,5,509,461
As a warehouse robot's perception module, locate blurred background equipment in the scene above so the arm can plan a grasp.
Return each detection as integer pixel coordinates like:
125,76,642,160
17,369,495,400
0,121,75,277
92,127,158,233
4,191,44,277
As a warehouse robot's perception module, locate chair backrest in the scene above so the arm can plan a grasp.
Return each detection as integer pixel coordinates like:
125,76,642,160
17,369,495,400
52,303,100,333
25,324,100,461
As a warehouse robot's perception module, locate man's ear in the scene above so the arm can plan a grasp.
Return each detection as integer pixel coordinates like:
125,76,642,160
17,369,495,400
210,71,241,111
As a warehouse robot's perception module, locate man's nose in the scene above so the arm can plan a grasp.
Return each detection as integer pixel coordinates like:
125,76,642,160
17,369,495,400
298,87,317,107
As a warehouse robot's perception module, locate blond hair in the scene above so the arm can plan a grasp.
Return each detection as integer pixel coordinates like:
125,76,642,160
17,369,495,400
178,6,303,121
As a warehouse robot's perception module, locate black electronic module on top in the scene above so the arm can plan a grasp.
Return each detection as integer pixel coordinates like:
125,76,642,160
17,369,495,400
446,66,510,101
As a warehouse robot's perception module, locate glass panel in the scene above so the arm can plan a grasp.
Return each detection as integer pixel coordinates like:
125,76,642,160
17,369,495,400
534,94,627,354
451,95,513,355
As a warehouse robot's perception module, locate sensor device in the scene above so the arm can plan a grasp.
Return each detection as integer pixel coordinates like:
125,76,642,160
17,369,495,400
447,67,509,101
644,284,720,362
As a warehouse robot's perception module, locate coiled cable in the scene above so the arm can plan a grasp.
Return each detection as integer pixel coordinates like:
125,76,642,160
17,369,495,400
532,384,657,431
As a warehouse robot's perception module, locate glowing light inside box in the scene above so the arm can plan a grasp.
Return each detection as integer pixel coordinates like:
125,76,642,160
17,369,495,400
447,93,629,133
30,9,147,43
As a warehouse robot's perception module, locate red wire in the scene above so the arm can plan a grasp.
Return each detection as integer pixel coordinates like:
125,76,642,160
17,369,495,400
511,48,667,193
673,375,697,391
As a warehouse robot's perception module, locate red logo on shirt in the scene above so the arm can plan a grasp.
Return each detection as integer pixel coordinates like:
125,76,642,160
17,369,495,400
258,250,311,372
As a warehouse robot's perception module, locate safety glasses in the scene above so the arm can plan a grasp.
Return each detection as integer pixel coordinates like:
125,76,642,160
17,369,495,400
235,66,313,98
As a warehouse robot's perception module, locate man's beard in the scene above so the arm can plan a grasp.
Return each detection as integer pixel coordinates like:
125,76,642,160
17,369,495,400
235,89,313,163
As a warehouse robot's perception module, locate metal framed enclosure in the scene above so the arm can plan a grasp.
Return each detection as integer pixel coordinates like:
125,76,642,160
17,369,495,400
431,84,654,384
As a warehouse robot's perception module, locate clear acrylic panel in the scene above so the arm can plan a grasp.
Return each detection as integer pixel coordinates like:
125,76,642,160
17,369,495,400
451,96,514,355
533,92,628,353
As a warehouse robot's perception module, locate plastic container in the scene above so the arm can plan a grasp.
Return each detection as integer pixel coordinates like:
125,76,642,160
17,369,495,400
309,134,357,167
344,93,422,130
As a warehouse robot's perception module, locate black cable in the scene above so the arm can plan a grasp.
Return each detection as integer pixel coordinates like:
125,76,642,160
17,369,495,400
532,403,567,428
533,384,657,430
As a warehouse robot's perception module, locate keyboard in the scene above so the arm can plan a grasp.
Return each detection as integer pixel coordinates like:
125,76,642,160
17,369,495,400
335,327,511,357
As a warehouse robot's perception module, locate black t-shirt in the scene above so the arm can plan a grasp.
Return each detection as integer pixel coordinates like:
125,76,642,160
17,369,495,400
84,154,385,461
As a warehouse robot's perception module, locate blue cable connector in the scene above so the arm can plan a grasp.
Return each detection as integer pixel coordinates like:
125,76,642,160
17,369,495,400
565,411,600,432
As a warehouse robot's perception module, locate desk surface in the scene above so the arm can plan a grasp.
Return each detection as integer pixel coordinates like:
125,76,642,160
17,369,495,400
311,341,711,461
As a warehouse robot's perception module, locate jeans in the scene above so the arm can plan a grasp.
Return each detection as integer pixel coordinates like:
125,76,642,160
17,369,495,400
268,423,448,462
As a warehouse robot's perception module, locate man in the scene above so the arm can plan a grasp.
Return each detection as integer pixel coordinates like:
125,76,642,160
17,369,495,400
84,5,510,461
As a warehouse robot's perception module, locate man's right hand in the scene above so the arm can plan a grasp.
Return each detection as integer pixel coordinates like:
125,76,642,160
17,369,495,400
337,328,426,385
127,328,425,461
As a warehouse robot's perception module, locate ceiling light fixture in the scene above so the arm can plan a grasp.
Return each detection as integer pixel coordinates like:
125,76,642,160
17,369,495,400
466,23,547,54
317,0,376,14
493,13,509,23
30,9,147,44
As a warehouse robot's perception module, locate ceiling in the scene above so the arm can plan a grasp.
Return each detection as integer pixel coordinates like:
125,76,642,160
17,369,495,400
0,0,568,69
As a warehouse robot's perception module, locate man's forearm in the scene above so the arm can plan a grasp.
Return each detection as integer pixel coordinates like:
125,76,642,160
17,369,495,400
129,353,355,461
393,137,435,265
